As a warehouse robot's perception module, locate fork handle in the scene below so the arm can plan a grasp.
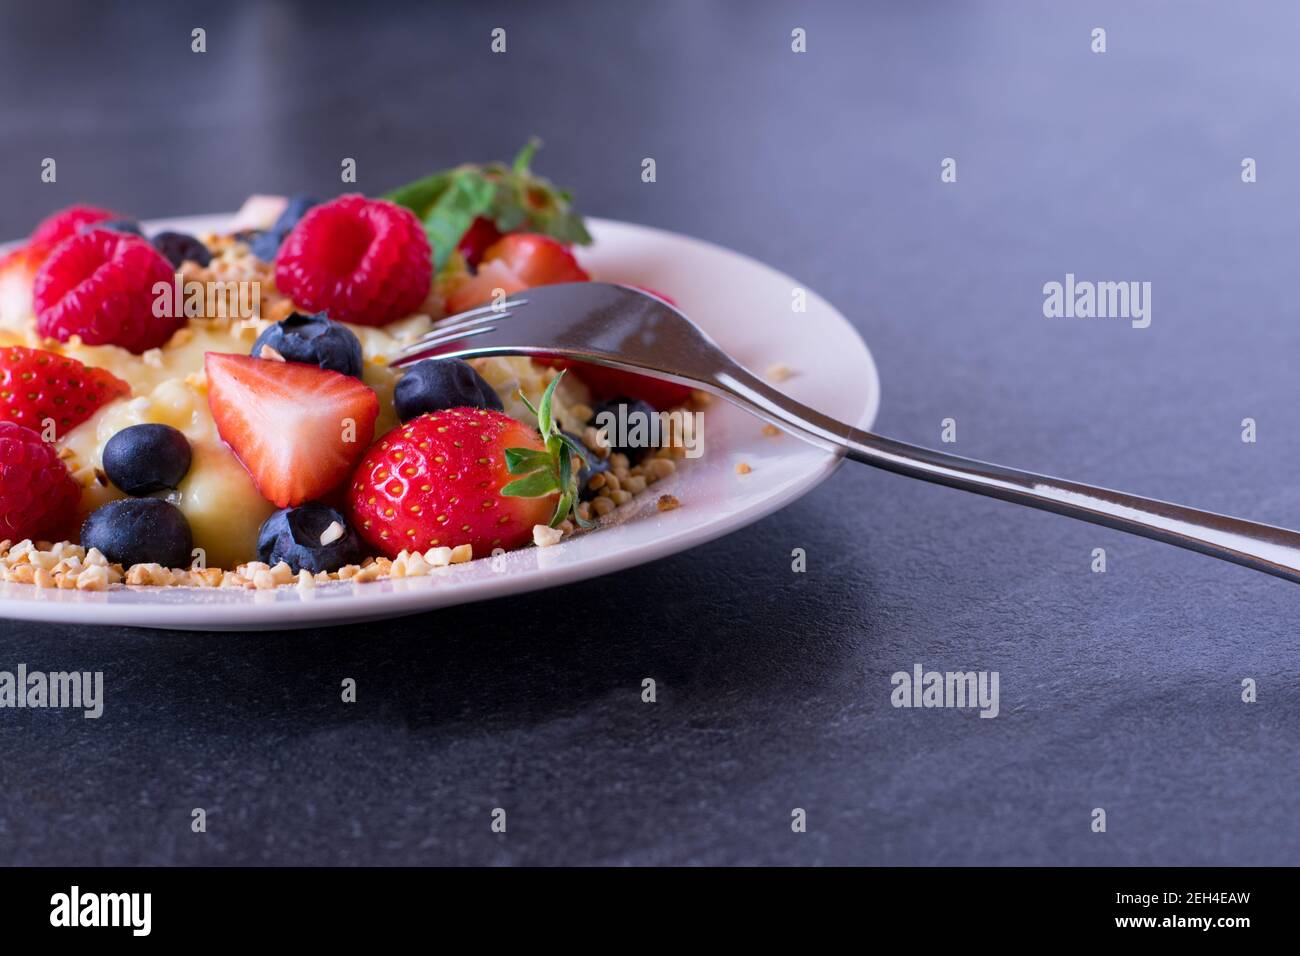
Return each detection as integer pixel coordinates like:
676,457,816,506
712,364,1300,584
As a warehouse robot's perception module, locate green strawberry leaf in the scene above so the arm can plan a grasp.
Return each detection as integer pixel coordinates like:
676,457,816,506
499,370,595,533
504,447,553,475
501,470,560,498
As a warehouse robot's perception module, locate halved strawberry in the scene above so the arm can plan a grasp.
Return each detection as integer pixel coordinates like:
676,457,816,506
205,352,379,508
0,346,130,437
445,233,588,314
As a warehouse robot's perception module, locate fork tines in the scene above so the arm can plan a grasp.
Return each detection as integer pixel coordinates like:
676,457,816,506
398,297,527,360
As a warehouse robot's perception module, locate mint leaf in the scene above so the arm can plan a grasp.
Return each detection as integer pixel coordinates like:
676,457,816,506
418,171,495,271
382,139,593,273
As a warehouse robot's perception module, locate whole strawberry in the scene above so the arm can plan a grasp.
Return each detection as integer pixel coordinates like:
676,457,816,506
0,421,81,542
0,346,130,437
34,228,178,353
275,195,432,327
348,374,589,557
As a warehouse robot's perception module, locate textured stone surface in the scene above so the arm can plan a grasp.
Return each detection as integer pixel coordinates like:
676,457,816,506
1,0,1298,865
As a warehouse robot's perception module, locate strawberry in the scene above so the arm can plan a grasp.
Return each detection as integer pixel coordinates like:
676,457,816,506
457,216,503,267
445,233,589,314
205,352,379,508
0,346,130,437
348,373,589,557
0,421,81,542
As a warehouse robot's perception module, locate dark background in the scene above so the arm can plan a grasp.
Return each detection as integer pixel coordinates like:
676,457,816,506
2,0,1298,865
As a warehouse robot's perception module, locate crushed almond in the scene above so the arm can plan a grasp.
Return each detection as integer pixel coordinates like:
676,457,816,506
533,524,563,548
765,363,794,382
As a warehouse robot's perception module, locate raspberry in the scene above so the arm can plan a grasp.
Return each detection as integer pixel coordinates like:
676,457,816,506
33,229,179,354
0,421,80,542
275,195,432,327
29,205,117,254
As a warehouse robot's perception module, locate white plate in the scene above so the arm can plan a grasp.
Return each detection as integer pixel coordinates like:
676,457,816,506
0,216,879,630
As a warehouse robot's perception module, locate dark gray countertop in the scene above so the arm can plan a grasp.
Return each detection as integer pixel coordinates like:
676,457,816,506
1,0,1297,865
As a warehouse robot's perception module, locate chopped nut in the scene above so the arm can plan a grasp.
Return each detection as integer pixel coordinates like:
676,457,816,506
76,564,110,591
762,424,781,437
297,569,315,590
28,550,58,571
320,521,345,546
624,475,647,494
610,489,632,506
258,344,286,362
735,462,752,475
424,547,452,567
592,496,615,517
569,403,594,425
533,524,563,547
450,543,473,564
141,348,164,368
648,458,676,480
765,363,794,382
657,494,681,512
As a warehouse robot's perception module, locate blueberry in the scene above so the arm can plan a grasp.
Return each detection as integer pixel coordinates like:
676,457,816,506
256,503,362,573
250,194,318,262
81,498,193,569
81,219,144,238
590,397,660,463
152,231,212,268
252,311,363,378
565,431,610,501
394,359,503,422
102,424,193,496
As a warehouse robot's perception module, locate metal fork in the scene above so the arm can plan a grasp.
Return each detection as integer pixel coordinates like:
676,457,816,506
396,282,1300,584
